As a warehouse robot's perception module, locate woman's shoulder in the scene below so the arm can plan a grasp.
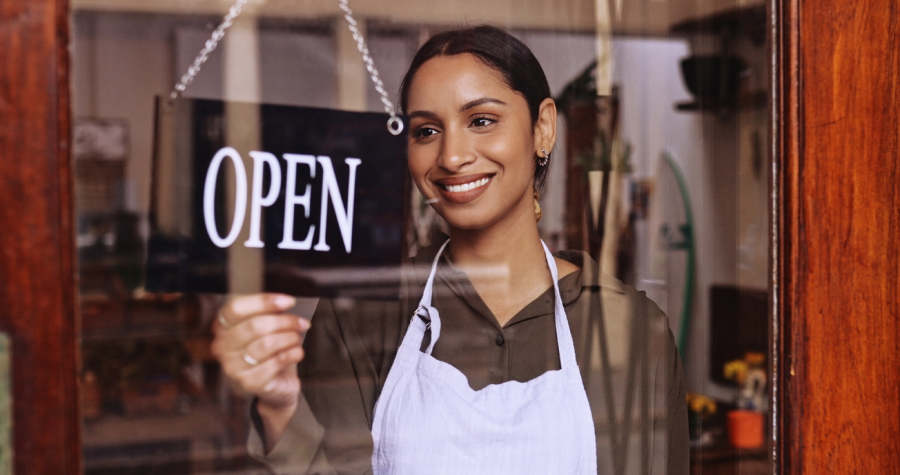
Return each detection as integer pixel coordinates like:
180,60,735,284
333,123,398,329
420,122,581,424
554,248,667,319
553,248,626,294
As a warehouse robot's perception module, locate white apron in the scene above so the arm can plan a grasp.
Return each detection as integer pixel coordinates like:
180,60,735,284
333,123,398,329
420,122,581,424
371,240,598,474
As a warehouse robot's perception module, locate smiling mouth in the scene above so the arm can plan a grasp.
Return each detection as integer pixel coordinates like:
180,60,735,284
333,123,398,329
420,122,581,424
440,176,492,193
433,174,495,204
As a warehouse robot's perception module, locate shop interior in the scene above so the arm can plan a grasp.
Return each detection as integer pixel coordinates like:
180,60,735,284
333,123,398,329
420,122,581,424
70,0,770,473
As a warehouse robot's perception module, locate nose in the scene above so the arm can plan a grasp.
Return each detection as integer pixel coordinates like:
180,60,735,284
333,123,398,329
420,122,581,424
437,127,474,173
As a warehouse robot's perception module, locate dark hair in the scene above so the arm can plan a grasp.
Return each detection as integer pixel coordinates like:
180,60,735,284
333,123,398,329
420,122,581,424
399,25,553,191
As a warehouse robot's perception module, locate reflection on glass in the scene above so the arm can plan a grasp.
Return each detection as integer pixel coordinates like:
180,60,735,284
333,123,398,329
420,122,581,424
72,1,770,473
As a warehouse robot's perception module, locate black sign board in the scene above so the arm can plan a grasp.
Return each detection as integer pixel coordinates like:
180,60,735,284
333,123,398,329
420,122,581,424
147,97,408,299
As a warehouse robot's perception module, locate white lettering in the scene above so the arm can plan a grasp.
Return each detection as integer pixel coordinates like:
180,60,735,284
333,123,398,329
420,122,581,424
244,151,282,248
278,154,317,250
202,149,361,253
313,157,361,253
203,147,247,248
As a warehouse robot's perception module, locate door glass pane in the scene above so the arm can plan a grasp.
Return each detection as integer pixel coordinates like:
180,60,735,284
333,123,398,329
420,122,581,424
71,1,770,473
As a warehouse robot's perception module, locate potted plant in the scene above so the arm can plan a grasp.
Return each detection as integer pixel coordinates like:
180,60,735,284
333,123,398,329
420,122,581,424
723,351,767,448
686,392,717,445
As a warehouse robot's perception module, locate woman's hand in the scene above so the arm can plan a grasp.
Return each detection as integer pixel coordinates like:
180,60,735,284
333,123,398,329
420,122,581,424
211,293,310,448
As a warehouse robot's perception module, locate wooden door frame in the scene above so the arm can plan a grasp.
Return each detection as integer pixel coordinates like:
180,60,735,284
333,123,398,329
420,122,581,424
1,0,898,473
771,0,798,472
773,0,900,473
0,0,81,473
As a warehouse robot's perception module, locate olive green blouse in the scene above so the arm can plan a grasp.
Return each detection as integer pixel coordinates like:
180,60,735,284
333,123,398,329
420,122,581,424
248,244,689,475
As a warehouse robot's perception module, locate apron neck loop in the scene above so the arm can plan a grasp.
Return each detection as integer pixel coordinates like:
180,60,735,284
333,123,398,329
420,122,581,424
541,241,579,370
418,240,578,370
417,240,449,355
421,239,449,305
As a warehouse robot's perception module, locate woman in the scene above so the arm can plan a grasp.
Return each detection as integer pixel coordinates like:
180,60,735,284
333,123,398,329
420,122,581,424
212,25,688,475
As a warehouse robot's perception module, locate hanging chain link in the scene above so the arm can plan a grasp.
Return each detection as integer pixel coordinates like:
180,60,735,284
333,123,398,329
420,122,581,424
169,0,403,135
336,0,403,134
170,0,250,100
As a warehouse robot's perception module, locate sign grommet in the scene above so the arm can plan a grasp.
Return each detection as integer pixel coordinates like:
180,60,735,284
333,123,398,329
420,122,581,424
387,116,404,136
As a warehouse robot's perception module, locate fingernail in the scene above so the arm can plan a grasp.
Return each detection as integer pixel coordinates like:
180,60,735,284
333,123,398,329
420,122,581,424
299,318,311,331
275,295,296,309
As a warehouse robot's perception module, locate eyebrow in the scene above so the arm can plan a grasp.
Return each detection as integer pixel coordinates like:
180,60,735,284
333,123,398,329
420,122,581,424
407,97,508,120
407,110,439,120
459,97,507,112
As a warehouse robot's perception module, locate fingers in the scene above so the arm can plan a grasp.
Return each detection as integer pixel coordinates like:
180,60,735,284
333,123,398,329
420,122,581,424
217,333,305,384
219,314,309,349
235,346,305,403
226,341,305,380
212,314,309,376
218,293,297,328
211,317,310,373
243,331,304,366
211,293,309,407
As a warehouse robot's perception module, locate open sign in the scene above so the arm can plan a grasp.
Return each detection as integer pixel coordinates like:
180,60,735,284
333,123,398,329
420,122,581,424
202,147,361,253
146,97,408,298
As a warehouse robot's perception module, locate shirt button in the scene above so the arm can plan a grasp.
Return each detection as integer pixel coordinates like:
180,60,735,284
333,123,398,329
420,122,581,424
495,333,505,346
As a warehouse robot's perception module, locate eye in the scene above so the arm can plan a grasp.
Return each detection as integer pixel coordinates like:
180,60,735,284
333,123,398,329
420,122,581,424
470,116,495,128
412,126,440,139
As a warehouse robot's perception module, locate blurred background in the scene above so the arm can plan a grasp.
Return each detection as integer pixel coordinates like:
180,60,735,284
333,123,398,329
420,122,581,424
70,0,769,473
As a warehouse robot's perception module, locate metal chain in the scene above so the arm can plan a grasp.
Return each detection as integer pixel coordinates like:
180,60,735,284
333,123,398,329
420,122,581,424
170,0,250,100
337,0,403,135
170,0,403,135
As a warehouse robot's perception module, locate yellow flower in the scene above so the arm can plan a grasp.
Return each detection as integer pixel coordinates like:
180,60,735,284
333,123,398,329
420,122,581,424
724,360,749,385
686,392,717,415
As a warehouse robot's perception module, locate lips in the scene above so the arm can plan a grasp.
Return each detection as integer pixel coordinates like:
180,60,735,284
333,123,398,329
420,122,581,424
433,173,494,204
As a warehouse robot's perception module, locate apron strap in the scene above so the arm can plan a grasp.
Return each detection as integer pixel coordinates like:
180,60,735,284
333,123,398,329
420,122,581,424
413,240,449,355
541,241,579,370
420,240,449,307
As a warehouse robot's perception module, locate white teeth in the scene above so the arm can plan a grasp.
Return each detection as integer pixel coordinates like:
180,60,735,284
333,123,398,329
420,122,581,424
445,176,490,193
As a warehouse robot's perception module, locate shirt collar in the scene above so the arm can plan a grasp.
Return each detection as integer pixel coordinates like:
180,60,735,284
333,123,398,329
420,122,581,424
410,241,627,305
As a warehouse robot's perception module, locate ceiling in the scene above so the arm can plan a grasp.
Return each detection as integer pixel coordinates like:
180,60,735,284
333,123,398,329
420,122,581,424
72,0,766,36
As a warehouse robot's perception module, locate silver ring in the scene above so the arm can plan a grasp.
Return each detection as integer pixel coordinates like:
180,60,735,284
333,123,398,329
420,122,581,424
217,313,232,329
242,351,259,366
387,116,404,135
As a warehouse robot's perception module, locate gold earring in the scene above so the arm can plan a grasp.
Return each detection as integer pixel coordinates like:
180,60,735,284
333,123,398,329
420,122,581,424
534,191,542,222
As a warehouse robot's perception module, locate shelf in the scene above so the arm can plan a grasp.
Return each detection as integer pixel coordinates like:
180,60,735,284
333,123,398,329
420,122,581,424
82,327,211,341
81,291,206,337
82,399,258,473
670,4,767,45
84,403,228,448
675,91,768,113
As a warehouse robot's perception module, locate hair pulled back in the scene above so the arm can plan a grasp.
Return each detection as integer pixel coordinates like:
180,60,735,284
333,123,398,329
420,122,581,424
399,25,553,191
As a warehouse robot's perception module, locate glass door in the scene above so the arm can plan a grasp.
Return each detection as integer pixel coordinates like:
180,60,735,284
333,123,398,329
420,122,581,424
68,0,772,473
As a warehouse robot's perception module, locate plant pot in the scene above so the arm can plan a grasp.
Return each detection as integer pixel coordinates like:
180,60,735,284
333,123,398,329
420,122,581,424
727,409,764,449
679,55,745,102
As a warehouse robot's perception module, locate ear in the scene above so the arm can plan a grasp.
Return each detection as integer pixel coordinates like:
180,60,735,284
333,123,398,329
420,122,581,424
533,98,557,155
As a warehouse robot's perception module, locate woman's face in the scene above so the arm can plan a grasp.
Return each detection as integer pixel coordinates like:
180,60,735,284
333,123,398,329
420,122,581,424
406,53,551,232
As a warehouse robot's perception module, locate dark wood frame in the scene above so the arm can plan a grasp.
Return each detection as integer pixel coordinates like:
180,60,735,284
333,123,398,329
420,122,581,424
0,0,82,473
1,0,899,473
772,0,900,473
771,0,799,472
